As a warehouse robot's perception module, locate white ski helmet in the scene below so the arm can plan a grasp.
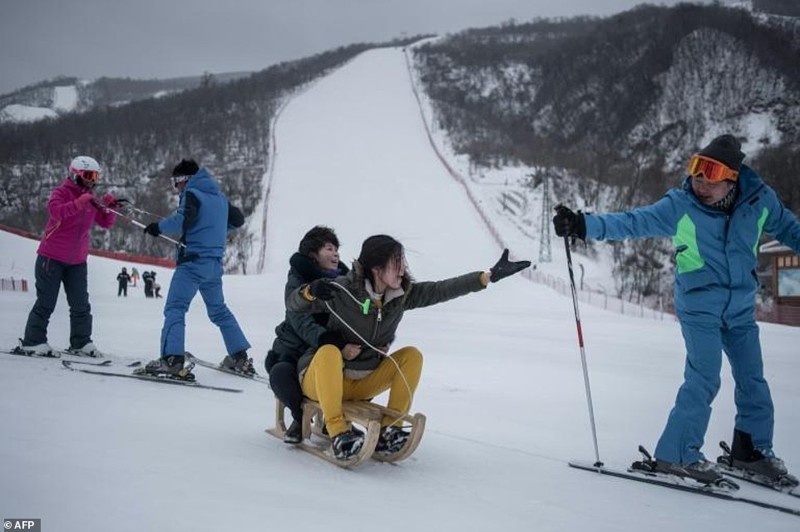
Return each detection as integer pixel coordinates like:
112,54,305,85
68,155,101,186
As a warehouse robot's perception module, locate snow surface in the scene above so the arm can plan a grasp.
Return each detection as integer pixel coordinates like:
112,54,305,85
1,47,799,531
52,85,78,112
0,103,57,123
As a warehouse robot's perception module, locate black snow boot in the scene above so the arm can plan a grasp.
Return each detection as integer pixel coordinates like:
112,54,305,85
284,420,302,445
375,426,410,456
331,429,364,460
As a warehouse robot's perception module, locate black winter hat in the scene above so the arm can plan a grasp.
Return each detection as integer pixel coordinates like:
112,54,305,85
172,158,199,177
299,225,340,256
698,134,745,171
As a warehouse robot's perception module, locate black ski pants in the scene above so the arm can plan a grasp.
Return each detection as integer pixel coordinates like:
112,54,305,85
23,255,92,349
269,361,304,423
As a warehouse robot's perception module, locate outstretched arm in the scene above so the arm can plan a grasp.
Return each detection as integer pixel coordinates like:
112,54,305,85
584,196,679,241
405,249,531,310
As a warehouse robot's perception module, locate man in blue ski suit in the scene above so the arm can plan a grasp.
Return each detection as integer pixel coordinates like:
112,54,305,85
553,135,800,485
142,159,254,380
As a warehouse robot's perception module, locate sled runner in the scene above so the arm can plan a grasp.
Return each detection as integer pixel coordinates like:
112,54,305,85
267,399,426,468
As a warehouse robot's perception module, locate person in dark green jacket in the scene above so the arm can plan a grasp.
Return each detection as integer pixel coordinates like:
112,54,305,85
287,234,530,460
265,226,351,444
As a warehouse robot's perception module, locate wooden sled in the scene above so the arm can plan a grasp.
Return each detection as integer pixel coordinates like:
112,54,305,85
266,399,426,468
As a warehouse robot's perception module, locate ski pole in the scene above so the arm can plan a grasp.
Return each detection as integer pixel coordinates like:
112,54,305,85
99,203,185,248
563,234,602,467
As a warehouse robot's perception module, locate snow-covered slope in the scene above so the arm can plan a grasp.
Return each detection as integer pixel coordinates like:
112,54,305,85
1,47,798,532
0,85,78,123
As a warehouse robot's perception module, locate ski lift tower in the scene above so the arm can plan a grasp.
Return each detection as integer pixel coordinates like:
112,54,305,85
538,171,552,263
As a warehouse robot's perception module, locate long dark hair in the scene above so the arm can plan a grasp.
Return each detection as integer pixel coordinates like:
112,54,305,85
357,234,405,287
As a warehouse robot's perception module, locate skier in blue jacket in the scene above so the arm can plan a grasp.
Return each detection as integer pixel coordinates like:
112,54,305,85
142,159,253,380
553,135,800,485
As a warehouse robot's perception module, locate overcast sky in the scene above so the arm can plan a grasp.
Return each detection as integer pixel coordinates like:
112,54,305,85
1,0,703,95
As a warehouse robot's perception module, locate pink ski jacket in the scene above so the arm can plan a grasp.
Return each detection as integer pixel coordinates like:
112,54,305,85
37,179,116,264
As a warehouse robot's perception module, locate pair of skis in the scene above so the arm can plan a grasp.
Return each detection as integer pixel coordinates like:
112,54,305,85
2,347,95,359
569,445,799,518
62,353,271,393
61,360,244,393
3,347,259,393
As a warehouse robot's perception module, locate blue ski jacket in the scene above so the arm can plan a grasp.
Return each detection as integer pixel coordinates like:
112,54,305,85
584,165,800,326
158,168,242,262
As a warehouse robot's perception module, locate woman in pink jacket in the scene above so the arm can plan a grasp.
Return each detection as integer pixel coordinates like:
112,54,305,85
14,156,118,357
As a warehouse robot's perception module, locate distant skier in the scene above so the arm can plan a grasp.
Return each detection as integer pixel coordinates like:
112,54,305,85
287,234,531,460
141,159,252,380
142,270,154,297
13,155,119,357
152,273,162,298
553,134,800,486
130,266,140,287
265,225,350,444
117,267,131,297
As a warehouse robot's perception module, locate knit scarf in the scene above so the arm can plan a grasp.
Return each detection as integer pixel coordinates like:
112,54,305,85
710,183,739,214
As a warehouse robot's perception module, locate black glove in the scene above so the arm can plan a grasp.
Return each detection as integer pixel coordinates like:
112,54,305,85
489,249,532,283
318,330,347,350
307,278,337,300
552,204,586,239
143,222,161,237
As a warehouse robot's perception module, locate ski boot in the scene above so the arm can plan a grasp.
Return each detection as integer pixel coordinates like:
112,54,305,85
718,430,799,488
220,350,256,376
631,446,735,488
138,354,195,381
65,342,105,358
12,339,59,358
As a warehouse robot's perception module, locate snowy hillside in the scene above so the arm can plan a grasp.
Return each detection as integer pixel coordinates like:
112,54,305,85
0,72,253,124
0,84,78,123
1,47,799,532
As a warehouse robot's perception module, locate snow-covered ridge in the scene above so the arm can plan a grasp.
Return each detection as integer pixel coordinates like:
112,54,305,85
0,71,253,124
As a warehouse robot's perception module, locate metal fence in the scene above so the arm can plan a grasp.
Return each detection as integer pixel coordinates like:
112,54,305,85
0,277,28,292
756,304,800,327
525,268,670,321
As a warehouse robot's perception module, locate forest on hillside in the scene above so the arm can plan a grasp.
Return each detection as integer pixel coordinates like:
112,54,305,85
411,2,799,306
412,3,800,211
0,40,421,270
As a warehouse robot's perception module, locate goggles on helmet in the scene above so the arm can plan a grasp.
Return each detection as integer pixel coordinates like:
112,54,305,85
172,175,191,188
71,168,100,185
687,155,738,183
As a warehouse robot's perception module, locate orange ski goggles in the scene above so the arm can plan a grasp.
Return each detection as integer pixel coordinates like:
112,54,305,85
687,155,738,183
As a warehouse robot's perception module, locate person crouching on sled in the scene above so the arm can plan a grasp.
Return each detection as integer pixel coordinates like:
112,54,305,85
287,234,530,460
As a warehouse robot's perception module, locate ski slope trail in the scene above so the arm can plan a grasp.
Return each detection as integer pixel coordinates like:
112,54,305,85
264,46,500,277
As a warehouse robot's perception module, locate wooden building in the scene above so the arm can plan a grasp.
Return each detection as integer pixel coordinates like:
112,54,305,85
757,240,800,326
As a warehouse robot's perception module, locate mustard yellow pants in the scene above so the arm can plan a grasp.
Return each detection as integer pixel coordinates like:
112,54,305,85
301,345,423,438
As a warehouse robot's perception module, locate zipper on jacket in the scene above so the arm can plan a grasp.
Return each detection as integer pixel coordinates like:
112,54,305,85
371,300,383,342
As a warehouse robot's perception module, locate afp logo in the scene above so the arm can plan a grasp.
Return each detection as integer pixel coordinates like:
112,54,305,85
3,520,41,531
